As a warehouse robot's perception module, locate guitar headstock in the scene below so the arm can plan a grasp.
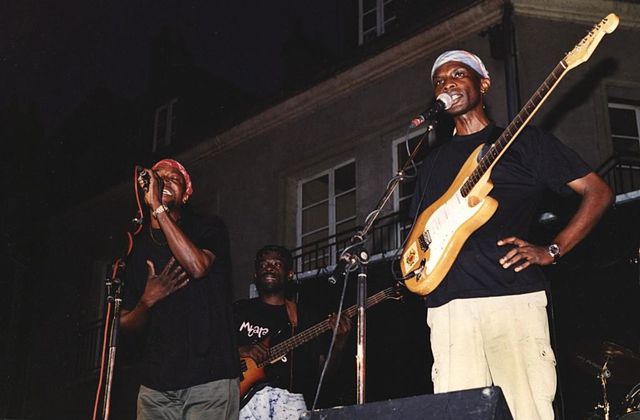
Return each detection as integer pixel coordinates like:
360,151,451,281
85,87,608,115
564,13,619,71
386,282,405,301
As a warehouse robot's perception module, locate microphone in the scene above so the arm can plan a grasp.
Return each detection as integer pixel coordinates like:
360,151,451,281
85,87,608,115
136,166,151,192
409,93,454,128
328,246,369,284
328,257,350,285
136,166,164,194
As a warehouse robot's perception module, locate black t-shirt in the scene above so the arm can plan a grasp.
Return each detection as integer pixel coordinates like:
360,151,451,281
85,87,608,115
234,298,322,406
122,213,239,391
409,123,591,308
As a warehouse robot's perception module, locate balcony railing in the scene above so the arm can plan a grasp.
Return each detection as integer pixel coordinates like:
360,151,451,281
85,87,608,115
291,211,410,276
597,153,640,203
76,319,103,377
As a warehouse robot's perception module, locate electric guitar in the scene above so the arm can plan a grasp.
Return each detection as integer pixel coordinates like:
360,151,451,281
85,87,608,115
401,14,619,296
238,285,402,404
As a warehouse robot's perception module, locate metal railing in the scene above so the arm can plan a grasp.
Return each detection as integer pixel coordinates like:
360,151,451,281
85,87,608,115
76,319,103,377
291,211,410,274
597,152,640,201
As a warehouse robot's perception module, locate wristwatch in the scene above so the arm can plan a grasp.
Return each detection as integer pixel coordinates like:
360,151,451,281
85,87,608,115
547,243,561,264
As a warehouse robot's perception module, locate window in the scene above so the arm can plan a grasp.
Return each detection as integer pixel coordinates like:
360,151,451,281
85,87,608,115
359,0,397,45
608,102,640,154
153,98,178,152
392,128,430,239
393,128,430,214
297,161,356,271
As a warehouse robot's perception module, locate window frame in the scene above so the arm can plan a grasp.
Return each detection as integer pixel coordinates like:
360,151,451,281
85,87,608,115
358,0,397,46
152,97,178,152
296,159,357,269
390,128,430,246
608,101,640,155
391,127,429,212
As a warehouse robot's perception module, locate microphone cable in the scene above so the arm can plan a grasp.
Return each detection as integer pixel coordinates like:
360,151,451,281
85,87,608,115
92,165,148,420
311,266,350,410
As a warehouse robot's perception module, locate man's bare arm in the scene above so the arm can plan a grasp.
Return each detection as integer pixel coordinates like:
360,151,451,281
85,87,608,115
498,172,613,271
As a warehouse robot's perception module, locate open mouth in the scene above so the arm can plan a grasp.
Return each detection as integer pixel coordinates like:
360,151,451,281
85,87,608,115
162,189,173,197
449,92,463,105
261,273,279,282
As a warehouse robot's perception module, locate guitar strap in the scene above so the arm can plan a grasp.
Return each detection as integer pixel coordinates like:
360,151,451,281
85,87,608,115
285,299,298,329
479,123,504,160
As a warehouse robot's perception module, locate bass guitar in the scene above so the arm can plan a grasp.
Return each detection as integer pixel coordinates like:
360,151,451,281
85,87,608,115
239,285,402,404
401,13,619,296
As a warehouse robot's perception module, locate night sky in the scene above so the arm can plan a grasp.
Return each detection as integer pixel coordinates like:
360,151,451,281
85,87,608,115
1,0,311,129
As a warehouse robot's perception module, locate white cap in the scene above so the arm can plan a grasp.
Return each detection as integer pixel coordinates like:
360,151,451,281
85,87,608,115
431,50,490,81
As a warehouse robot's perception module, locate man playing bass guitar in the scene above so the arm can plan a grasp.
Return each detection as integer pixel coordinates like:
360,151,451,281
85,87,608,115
234,245,351,418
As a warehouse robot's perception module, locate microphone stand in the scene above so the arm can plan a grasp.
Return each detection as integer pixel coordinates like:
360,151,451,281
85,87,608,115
94,172,146,420
330,120,438,404
101,260,125,420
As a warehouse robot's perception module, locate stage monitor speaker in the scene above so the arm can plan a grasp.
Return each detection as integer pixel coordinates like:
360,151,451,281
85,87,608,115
301,386,512,419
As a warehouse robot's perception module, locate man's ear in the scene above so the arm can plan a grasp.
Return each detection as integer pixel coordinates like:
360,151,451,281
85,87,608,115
287,271,294,281
480,78,491,94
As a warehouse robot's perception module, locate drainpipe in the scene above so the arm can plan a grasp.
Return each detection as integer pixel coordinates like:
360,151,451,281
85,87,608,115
503,3,520,120
502,6,568,419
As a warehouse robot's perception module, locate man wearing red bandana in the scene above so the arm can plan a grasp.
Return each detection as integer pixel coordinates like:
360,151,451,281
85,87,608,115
120,158,239,419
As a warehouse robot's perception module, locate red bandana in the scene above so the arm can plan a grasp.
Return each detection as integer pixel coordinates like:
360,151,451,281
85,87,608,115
152,158,194,198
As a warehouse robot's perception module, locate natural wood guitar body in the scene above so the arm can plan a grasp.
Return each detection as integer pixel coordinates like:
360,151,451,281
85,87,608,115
402,145,497,295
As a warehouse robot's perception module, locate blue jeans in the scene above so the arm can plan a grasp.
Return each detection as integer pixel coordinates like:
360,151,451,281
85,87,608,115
137,378,240,420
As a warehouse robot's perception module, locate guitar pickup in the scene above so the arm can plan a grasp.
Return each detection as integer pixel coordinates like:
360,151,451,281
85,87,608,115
418,231,431,252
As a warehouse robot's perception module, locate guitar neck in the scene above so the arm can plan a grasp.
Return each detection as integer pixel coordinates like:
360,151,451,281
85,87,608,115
261,287,396,367
460,61,569,197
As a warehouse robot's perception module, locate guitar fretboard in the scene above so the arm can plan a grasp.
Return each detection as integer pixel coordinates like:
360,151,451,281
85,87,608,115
460,61,568,197
260,287,398,367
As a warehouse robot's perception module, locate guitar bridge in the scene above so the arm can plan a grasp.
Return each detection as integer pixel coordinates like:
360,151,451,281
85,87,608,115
418,231,431,252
